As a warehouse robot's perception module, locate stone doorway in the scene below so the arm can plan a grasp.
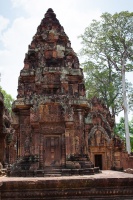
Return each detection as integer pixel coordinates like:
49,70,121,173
95,154,102,170
44,136,61,167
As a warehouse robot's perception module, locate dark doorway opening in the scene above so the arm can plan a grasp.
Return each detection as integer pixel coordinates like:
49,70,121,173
95,154,102,170
44,136,61,167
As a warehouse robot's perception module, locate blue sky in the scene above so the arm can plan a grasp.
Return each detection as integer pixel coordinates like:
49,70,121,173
0,0,133,121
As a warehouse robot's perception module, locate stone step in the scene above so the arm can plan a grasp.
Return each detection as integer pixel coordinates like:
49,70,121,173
44,173,62,177
44,172,61,175
43,167,62,177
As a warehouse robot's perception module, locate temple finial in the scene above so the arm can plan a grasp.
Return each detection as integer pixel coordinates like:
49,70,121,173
45,8,56,18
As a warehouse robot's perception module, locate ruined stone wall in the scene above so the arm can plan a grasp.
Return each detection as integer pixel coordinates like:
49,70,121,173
0,92,4,163
0,91,16,166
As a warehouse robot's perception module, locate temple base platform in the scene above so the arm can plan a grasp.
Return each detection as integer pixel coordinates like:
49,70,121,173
1,170,133,199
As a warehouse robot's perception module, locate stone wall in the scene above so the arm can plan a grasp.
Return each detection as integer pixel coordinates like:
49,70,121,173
0,91,16,166
0,92,4,164
1,171,133,199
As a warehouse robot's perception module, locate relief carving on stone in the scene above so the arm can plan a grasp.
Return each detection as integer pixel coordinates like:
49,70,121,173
39,104,64,122
41,123,65,134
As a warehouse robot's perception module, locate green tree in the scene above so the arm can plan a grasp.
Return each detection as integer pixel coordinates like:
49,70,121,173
114,117,125,138
0,86,14,112
115,117,133,152
84,61,124,116
79,11,133,153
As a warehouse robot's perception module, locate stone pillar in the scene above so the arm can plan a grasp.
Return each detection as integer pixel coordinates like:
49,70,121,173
85,124,89,154
77,109,85,155
69,130,75,155
15,128,19,159
0,135,5,164
39,133,44,169
65,128,70,157
61,133,66,167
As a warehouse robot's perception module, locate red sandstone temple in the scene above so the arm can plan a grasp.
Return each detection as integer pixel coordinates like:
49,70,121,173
0,9,133,177
10,8,96,176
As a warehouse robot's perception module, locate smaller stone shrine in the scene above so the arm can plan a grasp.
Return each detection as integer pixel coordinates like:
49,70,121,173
11,8,99,176
87,97,125,170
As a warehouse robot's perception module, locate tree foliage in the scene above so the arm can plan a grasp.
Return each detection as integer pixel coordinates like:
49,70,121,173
115,117,133,152
0,86,14,112
79,11,133,117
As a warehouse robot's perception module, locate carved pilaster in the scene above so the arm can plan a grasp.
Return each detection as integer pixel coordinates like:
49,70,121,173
61,133,66,167
84,125,89,154
39,133,44,169
65,128,70,156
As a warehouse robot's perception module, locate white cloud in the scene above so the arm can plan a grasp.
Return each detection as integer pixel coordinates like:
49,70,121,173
0,15,9,43
0,16,40,98
1,17,37,51
10,0,101,52
0,15,9,33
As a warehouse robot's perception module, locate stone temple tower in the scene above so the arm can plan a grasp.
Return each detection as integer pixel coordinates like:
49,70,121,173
11,8,99,176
